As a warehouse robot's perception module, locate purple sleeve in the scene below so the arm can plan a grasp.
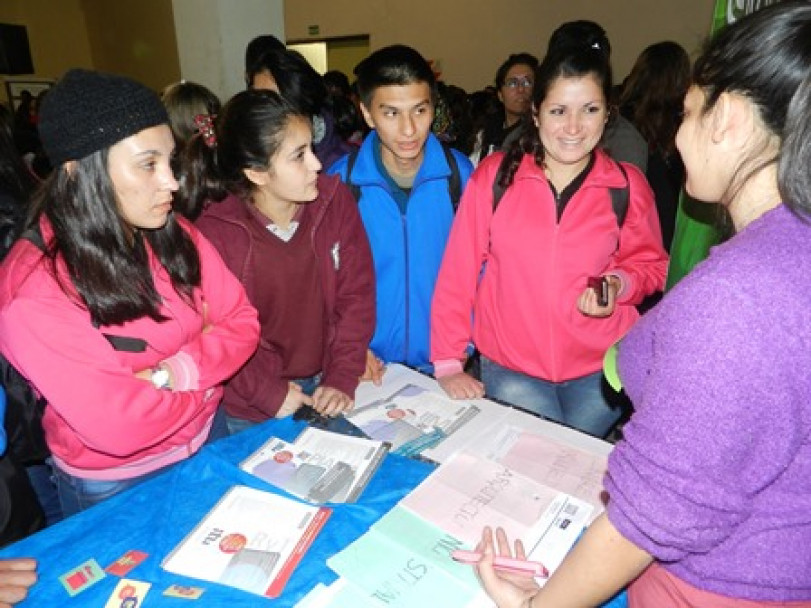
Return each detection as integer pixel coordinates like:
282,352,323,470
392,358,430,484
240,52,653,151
605,256,808,561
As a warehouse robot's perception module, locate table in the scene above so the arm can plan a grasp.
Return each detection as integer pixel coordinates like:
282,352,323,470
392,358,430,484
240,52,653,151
1,367,628,607
0,417,433,606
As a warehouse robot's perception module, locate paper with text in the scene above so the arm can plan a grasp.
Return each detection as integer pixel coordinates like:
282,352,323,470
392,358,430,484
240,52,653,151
346,383,480,456
162,486,330,598
327,506,488,608
400,451,593,574
356,365,614,465
483,426,608,523
240,428,388,503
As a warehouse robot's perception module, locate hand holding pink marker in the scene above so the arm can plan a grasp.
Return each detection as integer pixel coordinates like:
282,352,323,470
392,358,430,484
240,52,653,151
451,549,549,578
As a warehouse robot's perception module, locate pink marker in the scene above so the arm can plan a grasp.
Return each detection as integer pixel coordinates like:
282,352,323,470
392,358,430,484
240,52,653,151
451,549,549,578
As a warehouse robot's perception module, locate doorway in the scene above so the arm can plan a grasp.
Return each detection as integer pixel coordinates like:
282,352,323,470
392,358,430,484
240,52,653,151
288,35,369,80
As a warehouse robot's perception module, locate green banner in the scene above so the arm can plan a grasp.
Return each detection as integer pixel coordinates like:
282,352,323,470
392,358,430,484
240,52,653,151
607,0,785,389
665,0,782,290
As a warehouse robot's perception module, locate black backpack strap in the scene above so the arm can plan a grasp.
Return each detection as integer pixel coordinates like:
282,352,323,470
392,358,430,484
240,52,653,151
492,161,630,224
20,224,45,252
102,335,148,352
440,143,462,211
345,148,361,202
90,318,149,353
1,355,49,465
610,162,630,228
347,144,463,212
492,178,507,212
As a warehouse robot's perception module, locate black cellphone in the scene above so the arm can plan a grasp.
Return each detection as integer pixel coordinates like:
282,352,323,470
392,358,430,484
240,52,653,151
588,276,609,306
293,405,369,438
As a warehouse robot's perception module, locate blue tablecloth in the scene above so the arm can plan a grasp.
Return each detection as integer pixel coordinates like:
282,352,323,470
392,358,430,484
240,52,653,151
0,418,434,606
0,417,628,607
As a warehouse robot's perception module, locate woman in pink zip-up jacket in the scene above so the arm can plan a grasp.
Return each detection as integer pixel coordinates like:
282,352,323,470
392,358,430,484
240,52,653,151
431,46,667,437
0,69,260,517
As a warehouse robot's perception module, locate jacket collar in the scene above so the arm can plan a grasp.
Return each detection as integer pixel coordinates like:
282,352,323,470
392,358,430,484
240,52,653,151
513,147,628,190
350,131,452,189
200,174,339,229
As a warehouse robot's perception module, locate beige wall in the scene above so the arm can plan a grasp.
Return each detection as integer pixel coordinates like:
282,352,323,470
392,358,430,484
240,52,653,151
0,0,180,106
80,0,180,93
0,0,93,105
285,0,714,91
1,0,713,105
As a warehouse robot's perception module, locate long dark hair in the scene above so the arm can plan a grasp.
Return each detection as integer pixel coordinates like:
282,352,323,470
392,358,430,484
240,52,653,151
30,148,200,327
780,73,811,218
620,41,690,158
247,49,326,118
693,0,811,208
495,47,612,193
176,89,309,219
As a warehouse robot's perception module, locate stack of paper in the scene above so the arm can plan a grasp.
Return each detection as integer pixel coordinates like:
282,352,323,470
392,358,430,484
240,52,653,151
310,451,592,607
162,486,330,598
345,382,480,457
240,427,389,503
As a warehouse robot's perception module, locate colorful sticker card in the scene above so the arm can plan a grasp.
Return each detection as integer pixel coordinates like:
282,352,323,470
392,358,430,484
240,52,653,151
103,578,151,608
105,550,149,577
58,558,106,597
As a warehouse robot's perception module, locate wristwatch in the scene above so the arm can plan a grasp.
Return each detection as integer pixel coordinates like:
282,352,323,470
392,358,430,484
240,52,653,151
150,366,170,390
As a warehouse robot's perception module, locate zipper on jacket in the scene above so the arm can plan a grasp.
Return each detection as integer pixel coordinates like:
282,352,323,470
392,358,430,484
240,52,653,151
554,190,564,224
402,213,410,363
548,219,561,378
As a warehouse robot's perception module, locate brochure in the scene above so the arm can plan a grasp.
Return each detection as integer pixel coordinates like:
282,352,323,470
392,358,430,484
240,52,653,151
345,383,480,456
482,425,608,523
161,485,330,598
399,451,593,575
240,427,389,504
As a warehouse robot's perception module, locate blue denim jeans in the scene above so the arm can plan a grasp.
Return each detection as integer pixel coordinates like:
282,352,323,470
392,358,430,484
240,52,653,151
54,406,229,517
480,357,622,438
26,459,63,526
225,373,322,436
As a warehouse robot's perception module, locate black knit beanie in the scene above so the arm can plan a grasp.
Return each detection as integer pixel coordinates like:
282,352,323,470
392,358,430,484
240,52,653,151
39,68,169,165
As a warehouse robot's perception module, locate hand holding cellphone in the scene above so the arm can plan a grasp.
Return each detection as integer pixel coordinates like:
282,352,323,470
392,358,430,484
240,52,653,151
588,276,609,306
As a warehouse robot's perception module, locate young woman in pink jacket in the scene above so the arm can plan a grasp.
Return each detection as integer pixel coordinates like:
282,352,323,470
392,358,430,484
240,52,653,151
430,46,667,437
0,69,260,517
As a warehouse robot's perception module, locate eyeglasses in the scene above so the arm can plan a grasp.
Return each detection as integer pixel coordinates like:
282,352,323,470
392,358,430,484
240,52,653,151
504,77,533,90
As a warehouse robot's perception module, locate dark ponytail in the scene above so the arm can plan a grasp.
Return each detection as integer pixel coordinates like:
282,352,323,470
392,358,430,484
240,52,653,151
175,134,227,220
175,89,308,219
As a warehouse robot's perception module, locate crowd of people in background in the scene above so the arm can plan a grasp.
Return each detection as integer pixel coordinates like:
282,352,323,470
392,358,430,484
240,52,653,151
1,3,810,605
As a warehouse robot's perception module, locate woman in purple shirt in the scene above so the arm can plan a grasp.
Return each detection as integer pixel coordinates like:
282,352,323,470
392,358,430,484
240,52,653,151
477,2,811,606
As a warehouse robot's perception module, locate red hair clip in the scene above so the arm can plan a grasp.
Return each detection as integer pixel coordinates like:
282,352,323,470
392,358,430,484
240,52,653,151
193,113,217,148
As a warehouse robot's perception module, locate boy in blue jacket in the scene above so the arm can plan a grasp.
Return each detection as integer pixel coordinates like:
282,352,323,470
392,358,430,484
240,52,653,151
328,45,473,378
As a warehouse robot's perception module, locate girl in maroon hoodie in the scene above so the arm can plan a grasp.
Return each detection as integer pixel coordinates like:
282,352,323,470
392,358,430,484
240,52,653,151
179,90,375,433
